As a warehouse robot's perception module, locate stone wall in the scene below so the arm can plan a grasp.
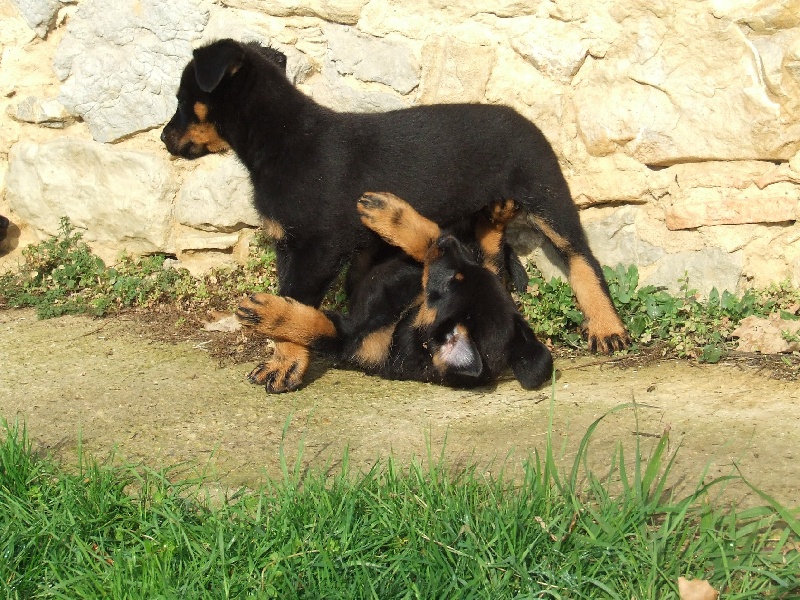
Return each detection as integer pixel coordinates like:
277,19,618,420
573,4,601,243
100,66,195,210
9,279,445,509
1,0,799,292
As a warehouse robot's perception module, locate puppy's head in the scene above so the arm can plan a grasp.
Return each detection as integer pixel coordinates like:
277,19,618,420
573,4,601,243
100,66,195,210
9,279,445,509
160,39,287,159
421,235,552,389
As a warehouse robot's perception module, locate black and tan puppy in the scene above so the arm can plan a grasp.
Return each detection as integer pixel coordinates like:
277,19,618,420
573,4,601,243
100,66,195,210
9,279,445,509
0,216,9,243
236,193,553,390
162,39,629,392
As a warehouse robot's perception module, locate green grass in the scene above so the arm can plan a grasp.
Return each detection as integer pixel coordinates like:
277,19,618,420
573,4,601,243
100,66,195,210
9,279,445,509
1,414,797,599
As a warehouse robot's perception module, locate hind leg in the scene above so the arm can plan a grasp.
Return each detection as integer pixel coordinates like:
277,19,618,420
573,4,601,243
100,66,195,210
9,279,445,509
475,199,518,274
357,192,441,261
529,214,630,353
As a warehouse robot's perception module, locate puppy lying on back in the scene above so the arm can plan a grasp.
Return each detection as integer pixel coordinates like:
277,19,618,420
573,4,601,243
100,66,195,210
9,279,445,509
236,193,553,390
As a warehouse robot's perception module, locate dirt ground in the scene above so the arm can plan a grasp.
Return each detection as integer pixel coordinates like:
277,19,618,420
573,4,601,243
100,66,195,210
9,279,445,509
1,308,798,509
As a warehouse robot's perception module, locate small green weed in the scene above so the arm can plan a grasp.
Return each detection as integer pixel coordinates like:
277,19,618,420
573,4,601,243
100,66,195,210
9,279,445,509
519,267,585,348
519,263,800,362
0,218,107,318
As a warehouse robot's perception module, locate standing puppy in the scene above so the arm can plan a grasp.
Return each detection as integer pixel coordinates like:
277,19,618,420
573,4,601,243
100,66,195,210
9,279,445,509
162,39,630,392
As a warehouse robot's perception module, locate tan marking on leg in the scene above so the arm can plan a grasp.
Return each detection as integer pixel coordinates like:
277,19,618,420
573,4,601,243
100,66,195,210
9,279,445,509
568,256,630,354
530,216,571,254
474,216,503,274
236,293,336,344
473,200,518,273
353,325,395,367
532,215,630,353
358,192,440,262
180,122,230,153
411,242,445,328
486,199,518,225
261,218,285,241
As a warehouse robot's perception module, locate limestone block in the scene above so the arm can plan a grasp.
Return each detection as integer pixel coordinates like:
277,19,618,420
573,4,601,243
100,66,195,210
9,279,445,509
584,206,665,269
713,0,800,33
53,0,209,143
568,155,669,207
511,19,589,84
325,24,419,94
643,248,744,296
750,29,800,117
360,0,544,39
417,35,496,104
510,211,744,296
9,0,60,38
6,138,176,254
176,232,241,252
666,161,800,230
732,314,800,353
7,96,72,128
311,59,409,112
667,193,798,231
219,0,368,25
177,156,262,233
485,47,565,151
573,6,800,165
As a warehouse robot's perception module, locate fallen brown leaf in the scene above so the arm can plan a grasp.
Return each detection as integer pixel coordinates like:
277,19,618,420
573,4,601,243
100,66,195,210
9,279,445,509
203,313,242,333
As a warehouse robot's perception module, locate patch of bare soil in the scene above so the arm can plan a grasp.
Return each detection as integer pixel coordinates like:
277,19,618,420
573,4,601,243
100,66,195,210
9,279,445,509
1,308,798,508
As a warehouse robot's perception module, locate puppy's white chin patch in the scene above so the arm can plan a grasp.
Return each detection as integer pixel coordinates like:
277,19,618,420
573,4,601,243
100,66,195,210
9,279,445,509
438,324,479,369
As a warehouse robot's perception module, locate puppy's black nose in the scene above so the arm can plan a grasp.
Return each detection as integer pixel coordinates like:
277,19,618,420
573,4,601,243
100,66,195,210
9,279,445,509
160,129,167,144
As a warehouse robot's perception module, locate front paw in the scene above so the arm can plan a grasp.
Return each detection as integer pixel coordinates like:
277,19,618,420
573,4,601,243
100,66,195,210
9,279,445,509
235,293,270,327
246,342,310,393
247,361,302,392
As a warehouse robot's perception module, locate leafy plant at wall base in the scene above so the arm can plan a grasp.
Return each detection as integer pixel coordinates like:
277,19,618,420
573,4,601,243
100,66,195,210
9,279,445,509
2,219,799,364
602,265,766,361
0,217,282,318
518,263,799,361
518,269,583,348
0,218,107,318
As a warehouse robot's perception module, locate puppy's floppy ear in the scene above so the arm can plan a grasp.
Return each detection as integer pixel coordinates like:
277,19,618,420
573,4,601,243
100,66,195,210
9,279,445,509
193,39,245,93
509,315,553,390
263,46,287,72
